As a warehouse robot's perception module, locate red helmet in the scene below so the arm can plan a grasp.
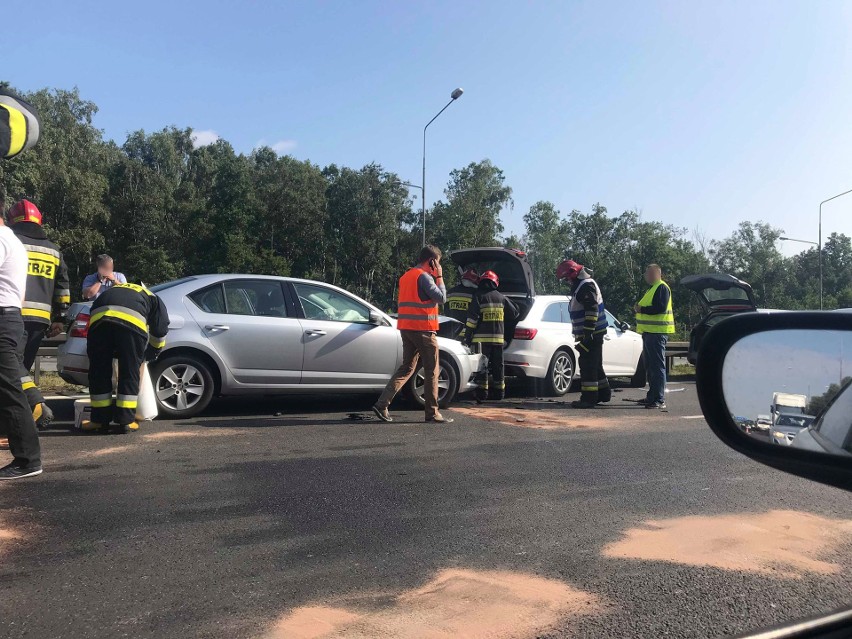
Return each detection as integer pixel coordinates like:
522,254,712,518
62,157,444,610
556,259,583,281
9,199,43,225
461,269,480,284
480,270,499,287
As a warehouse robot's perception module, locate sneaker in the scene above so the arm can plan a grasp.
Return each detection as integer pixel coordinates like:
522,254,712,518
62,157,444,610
372,405,393,422
645,401,667,409
426,415,454,423
0,462,43,480
571,400,597,409
35,403,54,430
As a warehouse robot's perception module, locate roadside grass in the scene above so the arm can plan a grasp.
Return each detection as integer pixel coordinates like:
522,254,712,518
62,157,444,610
36,372,87,395
670,363,696,379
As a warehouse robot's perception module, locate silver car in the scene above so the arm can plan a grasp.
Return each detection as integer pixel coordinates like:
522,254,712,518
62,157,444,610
58,275,483,418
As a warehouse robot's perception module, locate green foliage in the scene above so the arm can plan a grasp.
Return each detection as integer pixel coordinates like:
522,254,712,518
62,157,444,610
4,82,852,327
807,377,852,416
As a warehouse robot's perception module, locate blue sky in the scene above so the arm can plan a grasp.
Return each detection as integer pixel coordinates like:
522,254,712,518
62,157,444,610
8,1,852,250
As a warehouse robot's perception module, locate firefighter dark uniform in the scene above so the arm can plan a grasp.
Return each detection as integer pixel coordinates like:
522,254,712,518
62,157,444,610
444,269,479,324
569,276,610,407
84,283,169,432
9,201,70,370
464,271,519,401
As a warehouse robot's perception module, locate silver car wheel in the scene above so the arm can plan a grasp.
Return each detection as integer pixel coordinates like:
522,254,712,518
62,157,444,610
552,352,573,395
412,363,452,403
156,364,206,413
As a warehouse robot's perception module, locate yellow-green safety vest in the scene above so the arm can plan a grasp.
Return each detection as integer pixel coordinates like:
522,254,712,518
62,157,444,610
635,280,675,334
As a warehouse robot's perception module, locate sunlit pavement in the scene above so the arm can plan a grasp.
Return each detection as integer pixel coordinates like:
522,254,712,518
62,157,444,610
1,382,850,639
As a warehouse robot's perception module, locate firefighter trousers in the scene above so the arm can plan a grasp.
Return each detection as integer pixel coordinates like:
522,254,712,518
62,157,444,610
578,333,610,404
87,323,146,426
478,343,505,400
19,322,44,411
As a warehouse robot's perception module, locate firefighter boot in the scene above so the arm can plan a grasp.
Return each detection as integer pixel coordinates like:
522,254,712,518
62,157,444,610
34,403,54,430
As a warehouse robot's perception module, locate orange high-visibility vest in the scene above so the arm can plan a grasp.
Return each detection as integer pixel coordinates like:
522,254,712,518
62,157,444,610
397,268,439,331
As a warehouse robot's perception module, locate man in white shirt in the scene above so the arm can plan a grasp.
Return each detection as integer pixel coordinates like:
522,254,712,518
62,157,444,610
0,213,42,479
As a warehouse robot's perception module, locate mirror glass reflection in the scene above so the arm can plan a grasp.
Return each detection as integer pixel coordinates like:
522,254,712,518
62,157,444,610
722,329,852,459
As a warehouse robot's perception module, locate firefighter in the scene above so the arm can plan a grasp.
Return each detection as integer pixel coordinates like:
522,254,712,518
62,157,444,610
8,199,70,429
445,269,479,324
556,259,610,409
464,270,519,401
82,282,169,434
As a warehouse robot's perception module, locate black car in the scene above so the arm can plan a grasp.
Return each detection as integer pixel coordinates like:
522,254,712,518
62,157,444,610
681,273,757,365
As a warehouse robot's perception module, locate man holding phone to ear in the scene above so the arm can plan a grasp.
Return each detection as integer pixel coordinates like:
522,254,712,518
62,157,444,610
373,245,454,424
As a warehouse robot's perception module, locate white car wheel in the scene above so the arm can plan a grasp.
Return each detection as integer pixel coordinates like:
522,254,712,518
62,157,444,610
547,350,575,396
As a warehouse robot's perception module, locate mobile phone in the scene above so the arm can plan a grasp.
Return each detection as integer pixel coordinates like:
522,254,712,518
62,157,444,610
429,258,437,273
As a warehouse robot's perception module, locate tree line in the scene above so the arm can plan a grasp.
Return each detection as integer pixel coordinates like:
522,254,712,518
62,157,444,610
1,85,851,334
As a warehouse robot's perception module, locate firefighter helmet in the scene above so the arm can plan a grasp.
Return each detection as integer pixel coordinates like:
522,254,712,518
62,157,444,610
556,259,584,281
480,270,499,288
9,199,42,225
461,269,480,284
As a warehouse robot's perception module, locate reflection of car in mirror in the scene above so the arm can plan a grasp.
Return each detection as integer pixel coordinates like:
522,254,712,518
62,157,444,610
771,413,814,446
792,378,852,456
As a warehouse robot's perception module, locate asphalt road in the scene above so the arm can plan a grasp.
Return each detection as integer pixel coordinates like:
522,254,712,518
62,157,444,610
1,383,850,639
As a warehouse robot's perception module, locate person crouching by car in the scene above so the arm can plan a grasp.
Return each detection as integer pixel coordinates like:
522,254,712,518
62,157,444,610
464,270,518,402
444,269,479,325
556,259,610,409
82,283,168,434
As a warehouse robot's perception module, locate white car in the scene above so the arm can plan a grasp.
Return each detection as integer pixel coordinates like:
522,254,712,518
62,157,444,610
449,248,646,396
57,274,484,418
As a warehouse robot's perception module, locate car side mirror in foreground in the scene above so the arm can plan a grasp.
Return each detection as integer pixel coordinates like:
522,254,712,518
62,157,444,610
619,321,631,332
697,312,852,492
369,311,385,326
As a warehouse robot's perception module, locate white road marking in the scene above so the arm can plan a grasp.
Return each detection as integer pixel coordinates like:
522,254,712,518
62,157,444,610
682,415,705,420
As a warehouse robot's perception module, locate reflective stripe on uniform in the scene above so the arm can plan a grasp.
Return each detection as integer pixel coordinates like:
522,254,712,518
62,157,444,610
398,300,436,309
54,288,71,304
23,244,61,261
22,306,52,320
148,334,166,348
91,393,113,408
581,384,599,392
90,305,148,333
116,394,138,409
397,313,439,321
21,374,36,391
472,334,505,344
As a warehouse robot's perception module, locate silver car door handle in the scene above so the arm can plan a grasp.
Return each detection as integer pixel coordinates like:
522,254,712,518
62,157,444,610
305,329,327,336
205,324,230,331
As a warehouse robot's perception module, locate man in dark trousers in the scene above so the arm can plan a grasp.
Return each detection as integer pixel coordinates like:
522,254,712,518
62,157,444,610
444,269,479,324
9,199,70,429
556,259,610,409
464,270,519,401
634,263,675,409
82,282,169,434
0,88,43,479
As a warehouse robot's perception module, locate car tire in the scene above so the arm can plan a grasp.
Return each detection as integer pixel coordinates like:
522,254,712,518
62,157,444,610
406,356,459,409
150,354,215,419
630,355,647,388
545,349,574,397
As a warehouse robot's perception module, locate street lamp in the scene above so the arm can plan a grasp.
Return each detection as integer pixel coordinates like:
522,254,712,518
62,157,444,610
421,87,464,247
779,236,818,246
819,188,852,309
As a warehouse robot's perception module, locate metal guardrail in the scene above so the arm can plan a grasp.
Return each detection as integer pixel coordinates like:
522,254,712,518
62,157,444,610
665,341,689,373
32,333,67,385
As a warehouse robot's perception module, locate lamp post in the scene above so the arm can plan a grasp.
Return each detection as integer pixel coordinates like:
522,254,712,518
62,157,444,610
421,88,464,247
779,236,818,246
819,188,852,310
